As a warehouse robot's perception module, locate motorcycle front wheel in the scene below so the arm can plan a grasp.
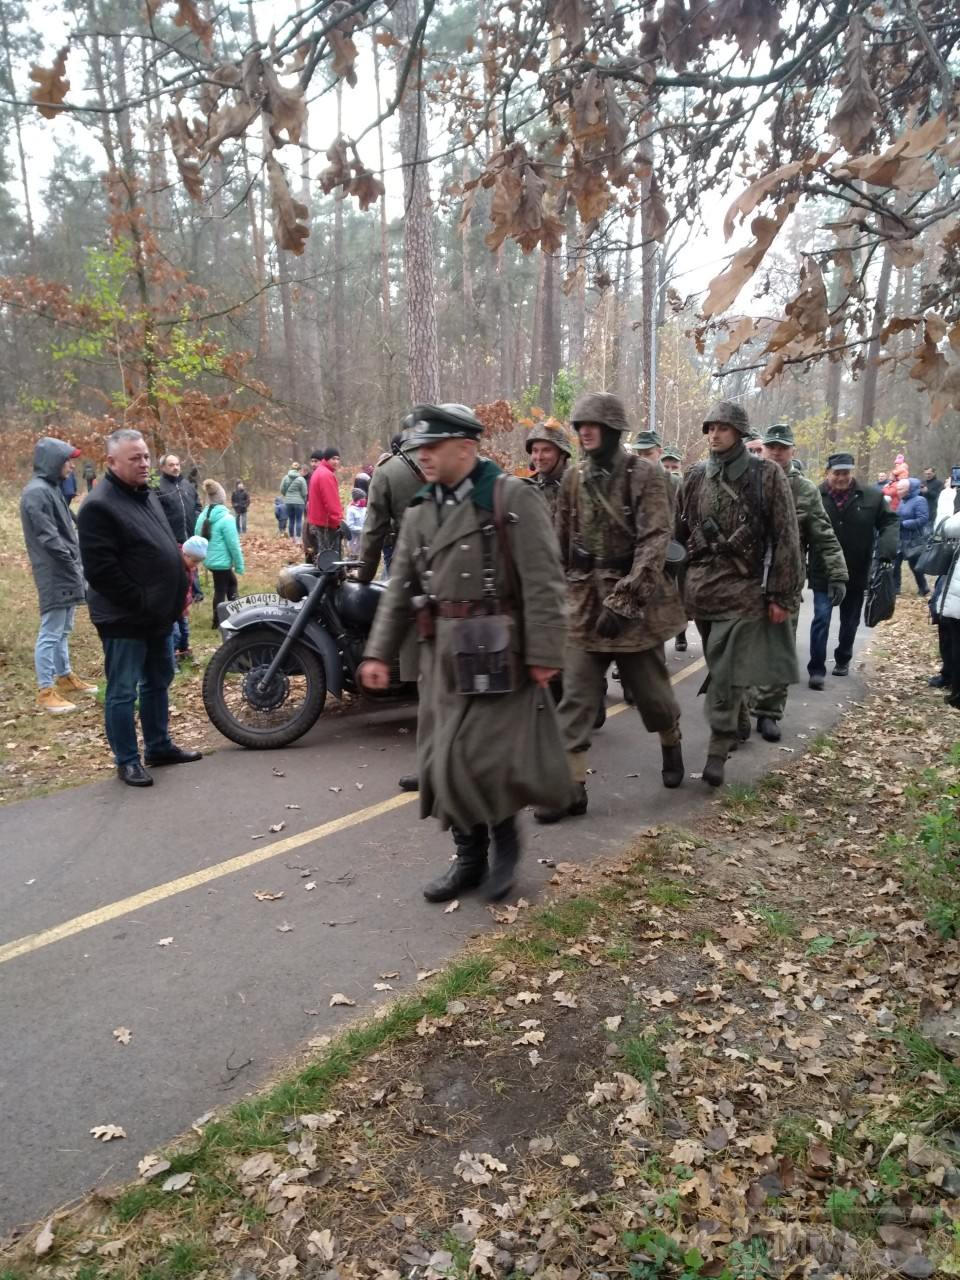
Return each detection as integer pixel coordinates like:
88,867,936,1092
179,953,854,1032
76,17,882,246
202,627,327,749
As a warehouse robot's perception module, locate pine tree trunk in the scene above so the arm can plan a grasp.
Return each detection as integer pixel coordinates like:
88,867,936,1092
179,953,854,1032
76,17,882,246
539,249,560,411
495,244,515,399
855,247,894,476
565,204,585,378
372,31,394,420
640,187,658,433
0,4,35,252
395,0,439,404
332,82,347,420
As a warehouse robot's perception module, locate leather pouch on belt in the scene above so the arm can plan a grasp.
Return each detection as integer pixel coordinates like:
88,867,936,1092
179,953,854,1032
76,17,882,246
451,614,514,695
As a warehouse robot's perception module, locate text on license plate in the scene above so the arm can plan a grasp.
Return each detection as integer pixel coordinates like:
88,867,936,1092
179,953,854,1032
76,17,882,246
225,593,283,613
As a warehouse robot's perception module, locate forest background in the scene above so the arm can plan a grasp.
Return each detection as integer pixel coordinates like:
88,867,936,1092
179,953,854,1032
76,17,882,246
0,0,957,484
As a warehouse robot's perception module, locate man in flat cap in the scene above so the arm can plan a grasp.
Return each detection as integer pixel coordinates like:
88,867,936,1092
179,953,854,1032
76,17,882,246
535,391,687,822
360,403,570,904
749,423,848,739
525,419,572,517
677,401,803,786
807,450,899,689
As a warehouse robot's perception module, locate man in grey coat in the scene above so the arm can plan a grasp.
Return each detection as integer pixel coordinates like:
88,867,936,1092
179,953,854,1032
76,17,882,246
20,437,98,713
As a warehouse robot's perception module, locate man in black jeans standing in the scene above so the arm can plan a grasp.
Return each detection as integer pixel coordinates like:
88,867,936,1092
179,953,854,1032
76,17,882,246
78,429,202,787
807,452,900,690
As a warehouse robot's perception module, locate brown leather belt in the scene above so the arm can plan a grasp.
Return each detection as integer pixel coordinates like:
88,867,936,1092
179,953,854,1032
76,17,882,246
435,599,508,619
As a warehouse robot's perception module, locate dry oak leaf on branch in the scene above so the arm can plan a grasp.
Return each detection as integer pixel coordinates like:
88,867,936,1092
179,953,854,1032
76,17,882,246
722,154,828,242
828,15,880,153
267,155,310,254
261,62,307,147
29,47,70,119
702,195,798,318
834,113,947,193
165,110,204,202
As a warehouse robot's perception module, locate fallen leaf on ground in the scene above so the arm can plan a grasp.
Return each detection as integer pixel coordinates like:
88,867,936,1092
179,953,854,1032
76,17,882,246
417,968,440,981
276,921,294,933
373,981,393,991
112,1026,132,1045
268,821,286,833
546,969,565,985
156,937,173,947
513,1028,545,1045
444,899,460,913
560,1153,581,1167
329,993,356,1007
605,1015,623,1031
553,990,578,1008
34,1220,54,1258
138,1155,171,1181
161,1171,194,1192
304,881,317,891
254,889,284,901
90,1124,126,1142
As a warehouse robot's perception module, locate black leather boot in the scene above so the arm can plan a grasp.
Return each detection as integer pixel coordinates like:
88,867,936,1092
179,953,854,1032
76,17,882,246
534,782,588,824
661,742,684,788
423,826,488,902
486,816,520,902
702,755,726,787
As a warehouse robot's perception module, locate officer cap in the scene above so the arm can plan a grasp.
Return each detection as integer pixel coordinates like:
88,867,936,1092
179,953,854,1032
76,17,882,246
761,422,795,447
632,429,662,450
406,403,483,445
524,420,572,457
703,399,750,435
661,445,682,462
827,451,855,471
571,391,631,433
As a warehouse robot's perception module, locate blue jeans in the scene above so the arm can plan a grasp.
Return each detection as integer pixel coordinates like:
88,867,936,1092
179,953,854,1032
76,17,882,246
808,587,865,677
172,615,190,654
102,633,176,767
287,506,304,538
35,605,76,687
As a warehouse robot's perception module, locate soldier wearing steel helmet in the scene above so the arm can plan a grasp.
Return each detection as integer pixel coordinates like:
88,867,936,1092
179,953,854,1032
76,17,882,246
360,403,570,904
535,391,687,823
525,419,572,516
677,400,804,787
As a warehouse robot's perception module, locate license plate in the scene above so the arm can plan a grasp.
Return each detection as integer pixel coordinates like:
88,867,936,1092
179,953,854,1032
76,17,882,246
224,593,283,614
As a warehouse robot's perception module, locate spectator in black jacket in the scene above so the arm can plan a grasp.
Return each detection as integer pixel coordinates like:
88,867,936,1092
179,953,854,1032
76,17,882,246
77,429,202,788
156,453,201,544
921,468,944,528
807,452,900,689
231,480,250,533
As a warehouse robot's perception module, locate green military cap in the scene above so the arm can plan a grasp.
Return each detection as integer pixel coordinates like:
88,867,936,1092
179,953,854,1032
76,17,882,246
761,422,795,447
632,428,662,450
661,445,682,462
406,402,483,445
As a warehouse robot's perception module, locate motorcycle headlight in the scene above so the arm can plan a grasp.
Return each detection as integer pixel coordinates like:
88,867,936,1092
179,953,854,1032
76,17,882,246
277,566,309,601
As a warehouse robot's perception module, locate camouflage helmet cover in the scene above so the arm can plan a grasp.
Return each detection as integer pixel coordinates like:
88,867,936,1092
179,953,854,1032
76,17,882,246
524,419,573,457
702,399,751,436
570,391,631,434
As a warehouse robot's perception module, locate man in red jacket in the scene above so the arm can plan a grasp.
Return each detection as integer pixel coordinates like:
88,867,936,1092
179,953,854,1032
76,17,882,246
304,447,345,560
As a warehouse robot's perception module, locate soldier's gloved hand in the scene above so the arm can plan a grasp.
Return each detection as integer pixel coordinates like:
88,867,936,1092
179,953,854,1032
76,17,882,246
595,607,625,639
827,580,847,606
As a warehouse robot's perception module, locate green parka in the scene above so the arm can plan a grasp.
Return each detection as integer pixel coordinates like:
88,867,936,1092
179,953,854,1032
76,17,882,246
787,466,847,585
364,460,571,831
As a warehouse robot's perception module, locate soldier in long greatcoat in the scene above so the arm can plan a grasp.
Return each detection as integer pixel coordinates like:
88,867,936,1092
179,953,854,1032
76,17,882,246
360,403,570,904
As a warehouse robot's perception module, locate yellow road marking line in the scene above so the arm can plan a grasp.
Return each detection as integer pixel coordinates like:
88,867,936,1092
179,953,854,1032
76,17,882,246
606,654,705,718
0,656,707,969
0,792,418,967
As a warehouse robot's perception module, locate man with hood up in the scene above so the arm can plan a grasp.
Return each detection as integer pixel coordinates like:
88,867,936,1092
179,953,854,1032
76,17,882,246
20,436,98,713
677,401,803,786
535,392,688,823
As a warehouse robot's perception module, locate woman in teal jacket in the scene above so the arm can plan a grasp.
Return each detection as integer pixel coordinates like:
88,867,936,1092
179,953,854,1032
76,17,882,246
196,479,245,626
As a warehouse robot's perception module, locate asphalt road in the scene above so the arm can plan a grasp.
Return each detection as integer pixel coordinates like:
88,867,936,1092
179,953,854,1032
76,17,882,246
0,601,872,1234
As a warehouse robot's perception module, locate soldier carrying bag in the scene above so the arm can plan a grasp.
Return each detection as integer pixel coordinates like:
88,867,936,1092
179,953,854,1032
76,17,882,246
449,476,519,696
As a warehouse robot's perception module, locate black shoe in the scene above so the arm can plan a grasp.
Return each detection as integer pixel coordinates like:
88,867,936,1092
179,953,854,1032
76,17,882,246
398,775,419,791
486,817,520,902
928,674,947,688
808,676,825,691
661,743,684,788
423,826,488,902
833,663,849,677
675,632,688,652
144,745,203,767
702,755,726,787
594,700,607,730
118,762,153,787
946,693,960,711
737,704,751,742
534,782,588,824
757,716,781,742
